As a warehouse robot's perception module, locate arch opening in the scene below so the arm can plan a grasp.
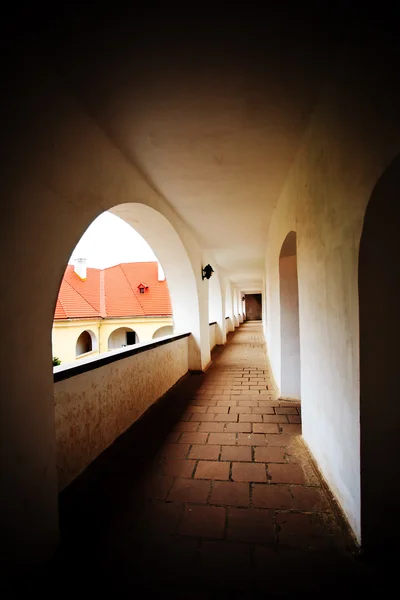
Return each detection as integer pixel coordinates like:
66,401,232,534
108,327,139,350
76,330,96,357
359,154,400,552
279,231,301,401
152,325,173,339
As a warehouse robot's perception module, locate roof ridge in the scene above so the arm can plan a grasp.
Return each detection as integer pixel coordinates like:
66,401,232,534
120,263,146,313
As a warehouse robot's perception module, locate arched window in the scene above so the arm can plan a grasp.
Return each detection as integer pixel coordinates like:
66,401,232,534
76,330,96,356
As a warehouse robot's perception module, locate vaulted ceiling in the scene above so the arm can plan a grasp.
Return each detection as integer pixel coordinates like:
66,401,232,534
40,5,343,289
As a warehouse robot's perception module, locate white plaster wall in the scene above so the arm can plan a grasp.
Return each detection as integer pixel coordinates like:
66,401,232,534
54,337,189,490
279,255,300,399
208,264,226,345
0,62,211,566
265,43,400,542
224,282,235,332
233,288,239,327
209,323,216,351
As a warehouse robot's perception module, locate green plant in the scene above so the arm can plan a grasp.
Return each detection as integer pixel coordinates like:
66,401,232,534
53,356,61,366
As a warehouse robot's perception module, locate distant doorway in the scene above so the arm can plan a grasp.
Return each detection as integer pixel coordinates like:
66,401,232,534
126,331,137,345
245,294,262,320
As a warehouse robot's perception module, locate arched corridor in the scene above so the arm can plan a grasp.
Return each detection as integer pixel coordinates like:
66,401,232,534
2,4,400,589
52,322,375,595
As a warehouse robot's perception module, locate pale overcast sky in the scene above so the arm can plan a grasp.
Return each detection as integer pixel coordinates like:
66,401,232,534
69,211,158,269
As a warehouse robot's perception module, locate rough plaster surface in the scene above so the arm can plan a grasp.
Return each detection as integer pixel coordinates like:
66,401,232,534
208,264,226,345
265,43,400,541
209,323,216,351
54,337,189,490
279,255,300,399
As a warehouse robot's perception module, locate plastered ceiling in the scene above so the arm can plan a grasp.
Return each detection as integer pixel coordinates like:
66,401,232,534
48,6,340,290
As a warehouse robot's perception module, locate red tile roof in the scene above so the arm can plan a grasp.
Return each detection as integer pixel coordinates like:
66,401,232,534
54,262,172,319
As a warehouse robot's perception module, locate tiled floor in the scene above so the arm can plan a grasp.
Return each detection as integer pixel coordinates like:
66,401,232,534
47,322,383,597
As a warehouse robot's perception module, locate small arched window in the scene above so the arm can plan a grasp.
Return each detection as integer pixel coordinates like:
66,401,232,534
76,330,96,357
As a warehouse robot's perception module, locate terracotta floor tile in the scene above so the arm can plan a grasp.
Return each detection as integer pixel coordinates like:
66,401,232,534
276,406,298,414
179,505,226,538
280,424,302,435
230,406,253,414
189,445,221,460
158,443,190,459
291,486,330,511
225,422,252,433
174,421,199,432
179,432,208,445
198,422,225,433
265,434,294,447
239,413,263,423
263,414,287,423
161,459,196,478
238,400,259,407
191,399,217,406
254,447,286,463
207,405,229,413
268,463,306,484
208,432,237,445
168,478,210,503
220,446,252,462
252,484,293,509
253,423,280,434
191,413,215,422
227,508,275,544
252,406,275,414
195,460,230,480
214,413,239,422
188,405,208,413
288,415,302,423
232,462,267,483
210,482,250,507
237,433,267,446
58,321,351,588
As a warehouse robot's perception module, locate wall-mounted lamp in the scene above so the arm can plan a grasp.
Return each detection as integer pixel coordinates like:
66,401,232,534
202,264,214,280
